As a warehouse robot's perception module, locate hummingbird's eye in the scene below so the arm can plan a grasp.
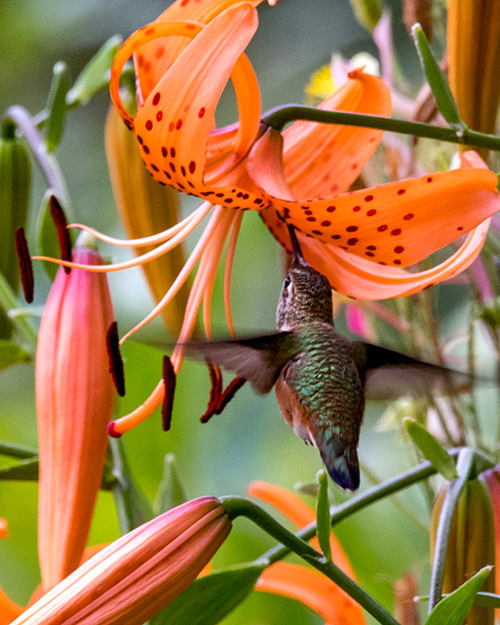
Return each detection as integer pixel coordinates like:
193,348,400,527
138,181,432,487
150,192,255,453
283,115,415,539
283,276,291,289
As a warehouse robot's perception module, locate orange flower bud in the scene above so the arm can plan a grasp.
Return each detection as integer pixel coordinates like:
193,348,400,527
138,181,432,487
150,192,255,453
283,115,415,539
430,478,495,625
36,240,116,591
11,497,231,625
481,465,500,622
447,0,500,158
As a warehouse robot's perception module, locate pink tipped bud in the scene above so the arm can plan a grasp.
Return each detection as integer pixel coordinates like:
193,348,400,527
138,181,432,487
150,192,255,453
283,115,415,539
36,243,116,591
11,497,231,625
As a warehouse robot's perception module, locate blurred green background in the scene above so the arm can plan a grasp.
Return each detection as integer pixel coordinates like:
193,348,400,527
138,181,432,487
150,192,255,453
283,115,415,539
0,1,434,623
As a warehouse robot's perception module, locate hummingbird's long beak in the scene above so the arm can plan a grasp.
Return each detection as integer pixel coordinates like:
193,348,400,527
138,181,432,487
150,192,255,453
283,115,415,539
287,225,307,266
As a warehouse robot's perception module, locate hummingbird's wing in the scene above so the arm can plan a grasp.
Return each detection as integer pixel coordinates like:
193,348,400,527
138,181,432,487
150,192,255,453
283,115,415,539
179,332,302,394
352,343,475,400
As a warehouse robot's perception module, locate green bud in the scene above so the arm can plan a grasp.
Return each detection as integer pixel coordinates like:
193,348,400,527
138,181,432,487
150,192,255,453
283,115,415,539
66,35,123,107
0,124,31,338
45,62,70,152
348,0,382,33
404,418,457,480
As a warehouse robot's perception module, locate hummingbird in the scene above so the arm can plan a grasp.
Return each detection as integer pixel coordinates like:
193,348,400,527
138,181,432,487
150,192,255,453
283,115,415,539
181,225,472,491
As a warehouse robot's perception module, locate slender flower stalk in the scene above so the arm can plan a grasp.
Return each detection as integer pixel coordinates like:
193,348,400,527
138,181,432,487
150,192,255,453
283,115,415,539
36,238,116,591
10,497,231,625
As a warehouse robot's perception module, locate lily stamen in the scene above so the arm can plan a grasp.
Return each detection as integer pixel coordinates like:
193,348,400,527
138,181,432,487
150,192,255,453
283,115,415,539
68,201,211,249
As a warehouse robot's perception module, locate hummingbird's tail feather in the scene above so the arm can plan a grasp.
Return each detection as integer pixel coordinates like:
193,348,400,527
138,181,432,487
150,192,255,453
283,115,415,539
308,427,360,491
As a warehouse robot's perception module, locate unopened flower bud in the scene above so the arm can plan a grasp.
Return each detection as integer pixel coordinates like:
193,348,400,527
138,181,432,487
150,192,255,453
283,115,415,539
430,478,495,625
36,239,116,591
11,497,231,625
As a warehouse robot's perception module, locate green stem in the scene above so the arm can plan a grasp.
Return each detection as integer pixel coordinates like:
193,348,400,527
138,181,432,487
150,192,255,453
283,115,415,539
0,441,38,459
0,273,38,355
3,106,70,207
221,497,400,625
428,448,475,613
262,106,500,152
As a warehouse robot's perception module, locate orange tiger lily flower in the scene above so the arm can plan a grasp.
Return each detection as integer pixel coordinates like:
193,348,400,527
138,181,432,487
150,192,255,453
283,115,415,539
248,481,366,624
35,0,500,436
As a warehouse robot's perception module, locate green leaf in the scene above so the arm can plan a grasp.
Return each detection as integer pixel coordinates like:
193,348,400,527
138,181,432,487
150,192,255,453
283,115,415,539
44,62,69,152
0,340,31,370
154,453,188,516
316,470,332,562
425,566,492,625
66,35,123,107
411,24,463,129
0,441,38,459
150,564,264,625
0,458,39,481
403,419,457,480
471,591,500,608
109,437,153,534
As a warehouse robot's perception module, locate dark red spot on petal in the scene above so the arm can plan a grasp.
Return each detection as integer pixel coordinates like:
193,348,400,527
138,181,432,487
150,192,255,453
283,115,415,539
365,195,374,202
145,120,153,131
161,147,167,157
391,229,402,236
189,161,196,174
367,209,377,216
142,145,150,154
181,166,186,176
403,213,414,220
366,252,375,257
321,220,331,227
347,238,358,246
393,259,402,265
198,107,206,118
170,147,176,158
155,47,164,60
169,162,176,172
312,230,323,235
353,205,361,212
152,92,161,106
169,122,174,131
176,119,183,130
394,246,404,253
137,135,143,145
156,111,163,122
377,225,388,232
457,226,464,231
346,226,358,232
427,176,433,183
327,206,336,212
145,27,155,36
397,189,406,195
366,245,376,250
304,210,313,216
307,217,316,222
331,234,341,240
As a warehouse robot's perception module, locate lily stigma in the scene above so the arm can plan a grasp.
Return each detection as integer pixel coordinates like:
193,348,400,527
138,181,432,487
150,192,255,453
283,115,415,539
31,0,500,436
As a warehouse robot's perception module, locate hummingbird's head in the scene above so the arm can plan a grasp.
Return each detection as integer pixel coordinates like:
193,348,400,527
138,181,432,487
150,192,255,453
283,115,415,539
276,227,333,330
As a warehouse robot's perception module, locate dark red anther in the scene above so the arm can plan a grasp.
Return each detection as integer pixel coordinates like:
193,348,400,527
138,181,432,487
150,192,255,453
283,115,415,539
49,195,72,274
215,377,246,414
106,321,125,396
200,361,223,423
162,355,176,431
200,362,246,423
15,227,34,303
107,422,123,438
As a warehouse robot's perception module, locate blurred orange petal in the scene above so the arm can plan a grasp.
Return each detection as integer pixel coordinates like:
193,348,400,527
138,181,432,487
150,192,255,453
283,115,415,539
256,562,366,625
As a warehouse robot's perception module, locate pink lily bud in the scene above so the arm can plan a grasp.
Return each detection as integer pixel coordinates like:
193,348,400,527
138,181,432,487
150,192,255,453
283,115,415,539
36,240,116,591
11,497,231,625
